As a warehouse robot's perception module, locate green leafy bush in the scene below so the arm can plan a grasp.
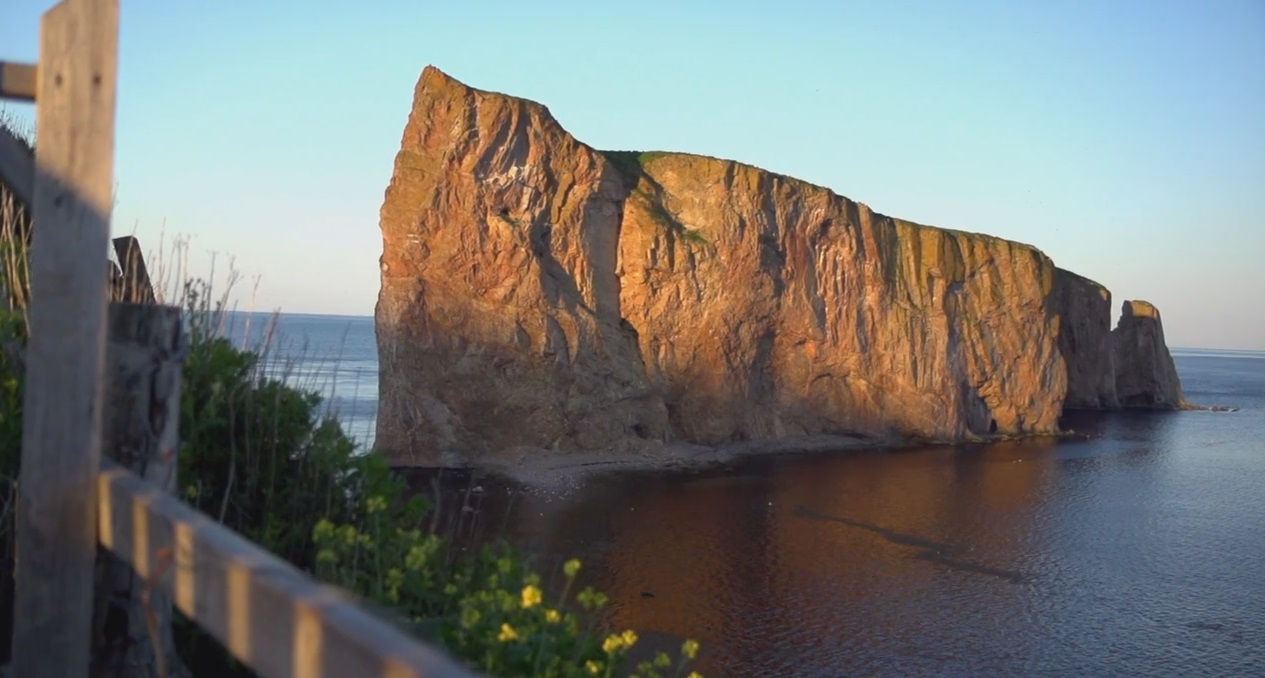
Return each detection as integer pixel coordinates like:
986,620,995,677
176,279,368,570
312,509,702,678
169,279,707,677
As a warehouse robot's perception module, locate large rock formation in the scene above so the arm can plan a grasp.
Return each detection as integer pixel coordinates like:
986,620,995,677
1053,268,1118,409
1111,300,1186,409
376,67,1074,466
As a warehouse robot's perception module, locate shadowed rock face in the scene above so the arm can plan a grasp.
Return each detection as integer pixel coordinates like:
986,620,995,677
1112,300,1186,409
1054,268,1118,409
375,67,667,466
375,66,1076,466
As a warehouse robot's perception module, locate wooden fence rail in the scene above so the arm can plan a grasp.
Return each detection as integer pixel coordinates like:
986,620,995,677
0,62,37,103
98,462,478,678
1,1,486,676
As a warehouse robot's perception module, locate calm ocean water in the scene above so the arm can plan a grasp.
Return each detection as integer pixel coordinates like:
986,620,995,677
219,311,379,445
257,312,1264,677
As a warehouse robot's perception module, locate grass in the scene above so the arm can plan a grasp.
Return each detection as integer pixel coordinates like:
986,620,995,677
679,227,709,246
629,189,709,247
599,151,656,181
601,151,712,247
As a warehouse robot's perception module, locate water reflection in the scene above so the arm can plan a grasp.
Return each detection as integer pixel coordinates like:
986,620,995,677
427,441,1066,676
402,357,1265,677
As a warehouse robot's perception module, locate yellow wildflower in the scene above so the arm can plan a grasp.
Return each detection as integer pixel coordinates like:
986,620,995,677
405,544,428,571
521,584,543,609
602,634,624,654
621,630,638,647
687,673,703,678
312,519,336,541
339,525,358,546
564,558,582,578
682,639,700,660
545,609,562,624
585,660,603,675
497,623,519,642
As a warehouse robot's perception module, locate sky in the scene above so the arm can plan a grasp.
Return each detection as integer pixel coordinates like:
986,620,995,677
1,1,1263,349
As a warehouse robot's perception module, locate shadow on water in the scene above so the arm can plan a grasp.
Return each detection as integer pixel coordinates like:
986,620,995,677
394,467,531,550
1058,407,1183,441
792,505,1028,584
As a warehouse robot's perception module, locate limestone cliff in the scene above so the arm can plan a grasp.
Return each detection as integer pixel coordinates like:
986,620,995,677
1053,268,1118,409
376,66,1075,466
1112,300,1186,409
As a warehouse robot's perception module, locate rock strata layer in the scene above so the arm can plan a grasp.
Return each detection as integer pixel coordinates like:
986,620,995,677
375,66,1184,467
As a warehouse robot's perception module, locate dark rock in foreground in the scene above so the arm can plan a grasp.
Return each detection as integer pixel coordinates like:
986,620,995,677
1112,300,1187,409
1054,268,1119,410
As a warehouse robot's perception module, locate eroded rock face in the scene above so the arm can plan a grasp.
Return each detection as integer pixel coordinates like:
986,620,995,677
1112,300,1186,409
375,68,669,466
1054,268,1118,409
376,67,1071,466
612,154,1067,445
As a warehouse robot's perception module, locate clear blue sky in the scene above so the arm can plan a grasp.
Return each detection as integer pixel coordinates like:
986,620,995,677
2,1,1263,349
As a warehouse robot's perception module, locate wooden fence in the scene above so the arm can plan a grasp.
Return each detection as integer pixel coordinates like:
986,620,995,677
0,1,480,676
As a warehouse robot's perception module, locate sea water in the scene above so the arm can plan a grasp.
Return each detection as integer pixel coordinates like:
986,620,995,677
259,312,1264,676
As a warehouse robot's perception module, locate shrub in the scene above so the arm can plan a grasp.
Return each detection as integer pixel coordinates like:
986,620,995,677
176,278,369,570
312,506,703,678
169,282,705,677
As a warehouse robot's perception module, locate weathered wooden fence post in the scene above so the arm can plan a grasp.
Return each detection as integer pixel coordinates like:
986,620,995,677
113,236,157,305
92,300,184,678
12,1,120,676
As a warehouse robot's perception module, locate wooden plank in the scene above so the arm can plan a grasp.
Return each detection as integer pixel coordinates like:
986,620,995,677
0,61,38,102
97,462,483,678
93,303,184,677
12,1,120,677
0,125,35,208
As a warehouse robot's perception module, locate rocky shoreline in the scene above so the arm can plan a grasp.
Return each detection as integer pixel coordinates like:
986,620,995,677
406,428,1120,490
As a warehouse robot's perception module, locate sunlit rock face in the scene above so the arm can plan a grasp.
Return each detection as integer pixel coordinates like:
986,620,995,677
373,66,1153,467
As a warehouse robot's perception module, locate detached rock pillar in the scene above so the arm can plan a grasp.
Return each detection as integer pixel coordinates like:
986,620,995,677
1111,300,1187,409
1053,268,1119,409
